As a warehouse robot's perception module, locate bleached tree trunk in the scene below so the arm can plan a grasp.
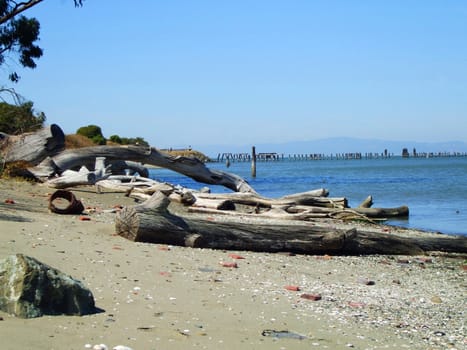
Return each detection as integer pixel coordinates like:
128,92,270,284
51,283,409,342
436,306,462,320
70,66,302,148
0,124,65,165
29,145,256,193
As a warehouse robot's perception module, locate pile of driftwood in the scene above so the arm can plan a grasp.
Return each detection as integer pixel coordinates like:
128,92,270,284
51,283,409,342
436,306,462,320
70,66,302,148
2,125,467,255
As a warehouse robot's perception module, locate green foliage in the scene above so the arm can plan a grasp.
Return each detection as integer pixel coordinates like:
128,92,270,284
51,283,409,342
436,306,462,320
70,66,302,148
91,134,106,145
76,124,107,145
77,125,149,147
0,101,45,134
109,134,122,144
119,136,149,147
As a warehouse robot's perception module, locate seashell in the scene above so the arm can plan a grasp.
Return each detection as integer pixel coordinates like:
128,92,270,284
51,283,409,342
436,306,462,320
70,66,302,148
113,346,134,350
93,345,108,350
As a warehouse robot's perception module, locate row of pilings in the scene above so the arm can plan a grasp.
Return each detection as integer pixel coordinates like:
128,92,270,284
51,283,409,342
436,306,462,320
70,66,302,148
216,151,467,162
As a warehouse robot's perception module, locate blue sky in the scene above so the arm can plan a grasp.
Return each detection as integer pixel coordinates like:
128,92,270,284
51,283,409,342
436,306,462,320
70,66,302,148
6,0,467,150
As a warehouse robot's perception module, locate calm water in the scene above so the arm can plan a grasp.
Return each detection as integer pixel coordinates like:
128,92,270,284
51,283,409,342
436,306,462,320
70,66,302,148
149,156,467,236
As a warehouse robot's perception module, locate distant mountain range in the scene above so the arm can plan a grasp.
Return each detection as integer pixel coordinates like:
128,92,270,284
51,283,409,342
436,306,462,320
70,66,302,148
197,137,467,158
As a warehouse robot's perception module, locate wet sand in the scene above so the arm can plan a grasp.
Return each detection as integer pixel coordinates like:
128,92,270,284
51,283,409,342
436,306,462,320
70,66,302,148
0,179,465,350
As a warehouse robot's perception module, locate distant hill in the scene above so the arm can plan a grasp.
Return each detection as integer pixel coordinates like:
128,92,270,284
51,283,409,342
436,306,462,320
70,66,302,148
198,137,467,158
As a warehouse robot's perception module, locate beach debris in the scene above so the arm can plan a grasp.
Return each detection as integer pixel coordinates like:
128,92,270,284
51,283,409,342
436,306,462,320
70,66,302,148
300,293,322,301
4,198,15,204
261,329,307,340
284,285,301,291
79,215,91,221
92,345,108,350
348,301,366,308
0,254,96,318
220,262,238,268
357,278,375,285
228,253,245,259
48,189,84,214
113,346,133,350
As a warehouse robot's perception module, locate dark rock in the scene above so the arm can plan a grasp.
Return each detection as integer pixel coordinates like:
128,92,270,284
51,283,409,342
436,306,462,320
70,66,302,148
0,254,97,318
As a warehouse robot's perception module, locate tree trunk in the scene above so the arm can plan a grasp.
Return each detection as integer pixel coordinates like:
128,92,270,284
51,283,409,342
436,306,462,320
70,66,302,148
115,191,467,255
0,124,65,165
28,145,256,193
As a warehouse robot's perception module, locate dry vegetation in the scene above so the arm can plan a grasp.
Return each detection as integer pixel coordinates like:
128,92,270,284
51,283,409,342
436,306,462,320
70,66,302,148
158,149,211,162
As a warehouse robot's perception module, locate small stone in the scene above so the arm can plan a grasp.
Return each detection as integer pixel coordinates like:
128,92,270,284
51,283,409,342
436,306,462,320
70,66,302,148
431,295,442,304
284,285,301,291
348,301,365,308
220,262,238,268
228,253,245,259
358,278,375,285
300,293,322,301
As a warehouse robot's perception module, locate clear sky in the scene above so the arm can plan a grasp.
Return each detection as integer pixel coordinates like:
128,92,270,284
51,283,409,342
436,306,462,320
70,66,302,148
6,0,467,150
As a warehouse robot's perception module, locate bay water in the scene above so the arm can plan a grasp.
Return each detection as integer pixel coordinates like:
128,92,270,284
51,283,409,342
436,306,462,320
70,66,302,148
149,156,467,236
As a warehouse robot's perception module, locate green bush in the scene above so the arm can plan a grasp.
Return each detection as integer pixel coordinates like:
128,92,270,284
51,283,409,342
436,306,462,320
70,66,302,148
76,125,106,145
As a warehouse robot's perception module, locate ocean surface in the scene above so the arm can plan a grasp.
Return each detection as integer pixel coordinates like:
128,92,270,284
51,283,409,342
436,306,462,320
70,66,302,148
149,156,467,236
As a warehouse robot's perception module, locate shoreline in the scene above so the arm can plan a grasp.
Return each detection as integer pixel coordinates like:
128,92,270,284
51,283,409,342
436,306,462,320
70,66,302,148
0,179,465,350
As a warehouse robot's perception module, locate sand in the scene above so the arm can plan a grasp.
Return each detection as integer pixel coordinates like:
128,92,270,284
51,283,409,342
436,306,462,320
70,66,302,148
0,179,465,350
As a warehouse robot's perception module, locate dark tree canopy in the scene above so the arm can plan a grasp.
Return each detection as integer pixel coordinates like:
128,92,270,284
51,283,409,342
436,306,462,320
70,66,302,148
0,0,84,82
0,100,45,134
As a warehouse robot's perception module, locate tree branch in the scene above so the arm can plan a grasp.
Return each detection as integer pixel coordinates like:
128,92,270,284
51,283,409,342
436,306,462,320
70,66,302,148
0,0,43,25
0,1,84,25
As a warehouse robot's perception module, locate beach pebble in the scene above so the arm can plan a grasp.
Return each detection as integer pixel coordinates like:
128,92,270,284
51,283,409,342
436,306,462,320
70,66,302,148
92,344,108,350
113,346,133,350
300,293,322,301
284,285,301,291
220,262,238,268
357,277,375,285
4,198,15,204
228,253,245,259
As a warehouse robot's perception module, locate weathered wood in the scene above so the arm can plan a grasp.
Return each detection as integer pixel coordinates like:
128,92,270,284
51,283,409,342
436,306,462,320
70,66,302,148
358,195,373,208
29,145,256,193
193,190,345,209
0,124,65,165
47,157,110,189
115,191,467,255
351,205,409,218
285,204,409,219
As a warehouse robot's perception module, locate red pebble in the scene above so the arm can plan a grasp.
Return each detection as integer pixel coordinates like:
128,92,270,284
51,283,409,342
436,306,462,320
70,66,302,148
300,293,321,301
285,285,301,291
78,216,91,221
348,301,365,308
228,253,245,259
220,262,238,268
4,198,15,204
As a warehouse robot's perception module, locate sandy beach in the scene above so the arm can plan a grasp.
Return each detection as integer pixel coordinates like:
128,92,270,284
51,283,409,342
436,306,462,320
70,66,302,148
0,178,465,350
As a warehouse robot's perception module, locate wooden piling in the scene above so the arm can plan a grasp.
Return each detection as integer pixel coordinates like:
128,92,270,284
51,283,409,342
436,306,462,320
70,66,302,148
251,146,257,178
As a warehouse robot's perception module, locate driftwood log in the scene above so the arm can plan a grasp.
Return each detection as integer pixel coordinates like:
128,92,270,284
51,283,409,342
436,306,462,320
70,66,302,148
29,145,255,193
115,191,467,255
0,124,65,165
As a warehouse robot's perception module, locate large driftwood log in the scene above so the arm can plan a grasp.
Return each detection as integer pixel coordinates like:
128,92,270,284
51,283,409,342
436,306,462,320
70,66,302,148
29,145,256,193
115,191,467,255
0,124,65,165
